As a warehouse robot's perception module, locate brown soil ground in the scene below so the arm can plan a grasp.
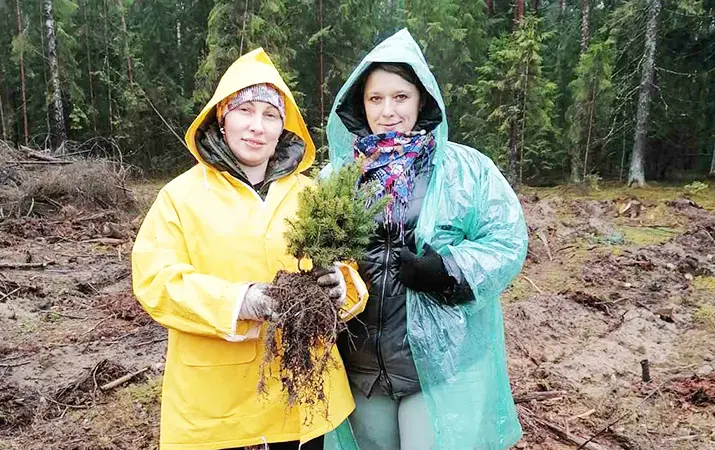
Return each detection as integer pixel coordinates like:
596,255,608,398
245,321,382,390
1,153,714,449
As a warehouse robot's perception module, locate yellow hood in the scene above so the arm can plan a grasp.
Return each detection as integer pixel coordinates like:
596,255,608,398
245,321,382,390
185,48,315,174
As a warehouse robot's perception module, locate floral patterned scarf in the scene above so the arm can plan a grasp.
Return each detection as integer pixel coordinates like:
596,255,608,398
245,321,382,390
354,130,436,241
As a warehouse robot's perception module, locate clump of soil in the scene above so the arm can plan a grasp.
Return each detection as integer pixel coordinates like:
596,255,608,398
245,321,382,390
260,270,346,408
47,360,129,416
95,292,151,325
0,382,39,431
667,373,715,407
258,162,382,411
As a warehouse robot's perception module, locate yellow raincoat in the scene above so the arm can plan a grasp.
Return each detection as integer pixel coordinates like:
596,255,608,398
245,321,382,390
132,48,368,450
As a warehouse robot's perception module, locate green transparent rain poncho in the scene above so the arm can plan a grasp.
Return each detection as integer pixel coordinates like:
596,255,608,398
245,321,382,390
323,29,528,450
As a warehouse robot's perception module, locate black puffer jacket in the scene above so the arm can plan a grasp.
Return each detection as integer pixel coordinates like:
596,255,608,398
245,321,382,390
337,151,433,398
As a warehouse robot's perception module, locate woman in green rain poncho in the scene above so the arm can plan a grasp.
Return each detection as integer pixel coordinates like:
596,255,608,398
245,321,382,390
322,29,529,450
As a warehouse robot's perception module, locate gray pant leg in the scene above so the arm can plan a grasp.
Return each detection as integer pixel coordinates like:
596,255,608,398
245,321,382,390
397,391,434,450
348,386,400,450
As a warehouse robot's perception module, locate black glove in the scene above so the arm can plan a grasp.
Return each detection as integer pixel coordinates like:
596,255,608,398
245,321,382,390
399,244,455,294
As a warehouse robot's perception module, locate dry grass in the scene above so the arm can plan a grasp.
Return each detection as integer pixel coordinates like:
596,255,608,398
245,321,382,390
1,160,137,219
1,377,161,450
21,161,134,213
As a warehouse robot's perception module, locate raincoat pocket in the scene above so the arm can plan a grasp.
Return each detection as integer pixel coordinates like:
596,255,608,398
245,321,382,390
179,332,257,366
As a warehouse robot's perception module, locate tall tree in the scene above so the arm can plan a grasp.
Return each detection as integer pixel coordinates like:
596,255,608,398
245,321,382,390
580,0,589,53
15,0,29,146
0,78,6,141
510,0,526,187
710,141,715,178
567,41,614,181
118,0,133,85
464,15,556,186
516,0,525,24
317,0,325,149
569,0,590,182
45,0,67,150
628,0,661,187
82,0,96,132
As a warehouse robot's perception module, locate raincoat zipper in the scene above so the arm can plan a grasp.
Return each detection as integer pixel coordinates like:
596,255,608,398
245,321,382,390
375,225,394,394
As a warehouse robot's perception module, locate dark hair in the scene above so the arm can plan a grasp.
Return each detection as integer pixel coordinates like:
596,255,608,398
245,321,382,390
336,61,442,136
360,62,427,101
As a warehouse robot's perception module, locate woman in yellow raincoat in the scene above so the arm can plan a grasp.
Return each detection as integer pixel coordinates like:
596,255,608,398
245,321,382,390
132,48,368,450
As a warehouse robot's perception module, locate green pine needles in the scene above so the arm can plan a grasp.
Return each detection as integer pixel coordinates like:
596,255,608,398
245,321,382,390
284,161,386,270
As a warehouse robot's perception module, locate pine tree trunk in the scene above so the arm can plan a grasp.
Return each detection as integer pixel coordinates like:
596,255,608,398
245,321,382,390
508,120,519,188
519,62,529,185
709,140,715,178
45,0,67,151
571,144,583,182
570,0,590,183
239,0,250,56
628,0,660,187
406,0,411,15
559,0,565,14
83,0,96,133
581,0,589,54
516,0,525,24
103,0,113,132
176,1,184,95
118,1,133,85
0,82,6,141
532,0,540,13
487,0,493,15
583,86,596,179
39,0,51,145
318,0,325,149
16,0,29,146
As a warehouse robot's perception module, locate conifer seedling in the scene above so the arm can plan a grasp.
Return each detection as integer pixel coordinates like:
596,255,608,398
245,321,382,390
259,161,385,415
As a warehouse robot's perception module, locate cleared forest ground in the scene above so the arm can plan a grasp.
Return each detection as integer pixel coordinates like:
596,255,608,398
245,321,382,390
1,144,714,449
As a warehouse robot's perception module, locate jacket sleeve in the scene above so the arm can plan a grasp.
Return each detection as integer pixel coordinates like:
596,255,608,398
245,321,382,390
131,188,259,341
443,158,528,310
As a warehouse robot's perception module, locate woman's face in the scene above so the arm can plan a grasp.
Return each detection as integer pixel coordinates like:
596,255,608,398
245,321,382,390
222,101,283,168
363,69,421,135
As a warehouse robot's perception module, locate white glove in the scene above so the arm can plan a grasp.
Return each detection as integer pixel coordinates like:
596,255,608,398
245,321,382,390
239,283,278,321
314,265,347,306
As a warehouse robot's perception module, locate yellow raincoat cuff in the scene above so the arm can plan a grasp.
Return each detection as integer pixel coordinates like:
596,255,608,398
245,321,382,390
224,283,262,342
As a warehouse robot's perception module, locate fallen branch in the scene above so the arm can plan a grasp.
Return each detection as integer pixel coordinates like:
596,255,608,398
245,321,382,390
514,390,566,404
532,416,607,450
7,160,73,165
576,379,669,449
100,366,149,391
134,337,167,348
0,360,30,368
0,287,22,302
569,408,597,421
0,261,54,270
537,230,553,261
22,148,65,162
40,310,88,320
522,275,544,294
81,238,126,245
511,334,541,367
81,315,116,336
